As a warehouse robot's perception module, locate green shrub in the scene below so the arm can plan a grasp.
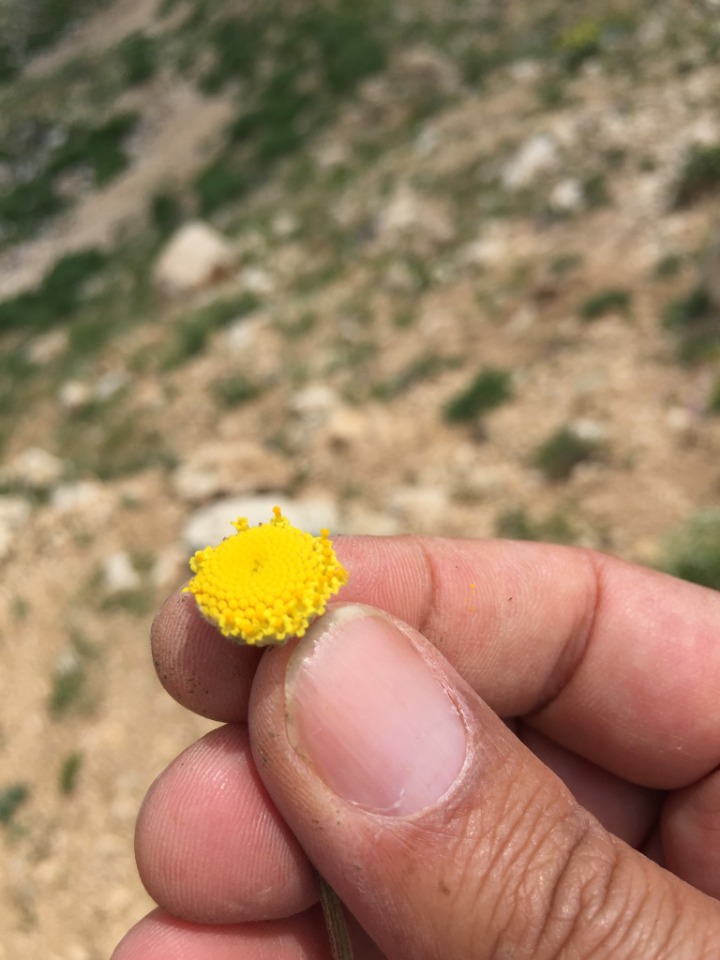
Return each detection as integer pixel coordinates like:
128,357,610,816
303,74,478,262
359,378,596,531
496,507,577,544
671,144,720,209
580,288,632,320
0,783,29,825
443,368,513,422
213,375,262,407
0,247,108,335
194,158,249,215
535,425,599,481
50,112,139,186
707,375,720,414
150,191,183,236
661,509,720,589
164,293,262,367
59,751,84,795
0,176,66,239
558,20,602,71
118,31,158,86
663,285,720,364
200,15,265,92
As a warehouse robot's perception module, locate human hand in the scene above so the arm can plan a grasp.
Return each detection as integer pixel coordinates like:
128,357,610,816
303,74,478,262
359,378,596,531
112,536,720,959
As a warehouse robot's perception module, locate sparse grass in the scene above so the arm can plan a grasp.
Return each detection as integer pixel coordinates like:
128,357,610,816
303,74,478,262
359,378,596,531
671,143,720,209
0,783,29,826
212,374,262,407
58,752,84,795
660,509,720,589
49,656,87,718
534,425,600,481
162,292,262,368
580,288,632,320
374,354,462,400
707,375,720,414
663,285,720,364
117,31,158,87
558,19,602,72
496,506,578,544
0,248,108,335
654,253,684,280
443,368,513,422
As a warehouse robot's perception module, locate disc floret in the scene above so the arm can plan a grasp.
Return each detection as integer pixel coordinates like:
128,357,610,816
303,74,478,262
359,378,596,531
183,507,348,645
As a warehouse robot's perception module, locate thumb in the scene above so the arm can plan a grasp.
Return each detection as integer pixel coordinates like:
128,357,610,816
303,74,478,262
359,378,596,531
249,604,718,960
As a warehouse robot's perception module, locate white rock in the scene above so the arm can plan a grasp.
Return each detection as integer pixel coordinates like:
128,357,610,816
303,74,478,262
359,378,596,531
50,481,107,514
290,384,339,429
0,496,31,561
183,496,341,552
173,441,294,504
238,265,274,295
271,211,298,238
502,134,559,190
102,551,141,594
388,485,450,532
59,379,93,411
152,221,237,296
549,178,584,212
2,447,64,490
377,184,456,247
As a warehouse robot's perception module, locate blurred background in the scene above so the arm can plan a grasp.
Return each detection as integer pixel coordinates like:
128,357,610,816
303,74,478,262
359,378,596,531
1,0,720,955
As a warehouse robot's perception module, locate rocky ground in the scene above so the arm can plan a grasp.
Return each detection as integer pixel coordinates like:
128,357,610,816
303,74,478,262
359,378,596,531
1,1,720,957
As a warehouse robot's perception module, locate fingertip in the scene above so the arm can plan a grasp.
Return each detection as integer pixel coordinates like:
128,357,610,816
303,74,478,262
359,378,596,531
111,907,335,960
151,589,262,722
135,725,317,924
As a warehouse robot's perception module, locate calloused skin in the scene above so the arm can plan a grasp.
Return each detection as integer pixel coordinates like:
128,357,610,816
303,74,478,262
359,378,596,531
112,536,720,959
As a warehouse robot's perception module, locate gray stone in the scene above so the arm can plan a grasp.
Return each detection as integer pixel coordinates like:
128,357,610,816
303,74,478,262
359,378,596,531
502,134,559,190
173,441,294,504
102,551,141,595
183,496,342,552
1,447,64,491
153,221,236,296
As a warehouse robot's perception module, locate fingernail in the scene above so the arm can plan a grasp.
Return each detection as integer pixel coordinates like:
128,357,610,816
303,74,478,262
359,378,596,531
286,605,467,816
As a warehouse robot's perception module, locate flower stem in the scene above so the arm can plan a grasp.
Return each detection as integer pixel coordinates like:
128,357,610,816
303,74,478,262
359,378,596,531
316,871,354,960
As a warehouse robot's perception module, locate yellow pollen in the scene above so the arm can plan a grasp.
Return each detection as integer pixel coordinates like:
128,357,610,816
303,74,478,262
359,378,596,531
183,507,348,645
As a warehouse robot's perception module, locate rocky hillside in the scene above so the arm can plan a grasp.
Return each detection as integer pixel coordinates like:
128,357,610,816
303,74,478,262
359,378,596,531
2,1,720,956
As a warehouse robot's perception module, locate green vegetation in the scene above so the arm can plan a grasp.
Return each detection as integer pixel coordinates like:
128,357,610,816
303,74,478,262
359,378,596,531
496,506,578,544
117,31,158,86
48,655,88,718
707,375,720,414
534,425,600,481
212,374,262,407
0,248,108,335
0,113,138,244
654,253,684,280
59,751,84,795
579,288,632,320
443,368,513,422
558,19,603,71
374,354,462,401
0,783,29,825
163,292,262,368
671,143,720,209
663,285,720,364
661,509,720,589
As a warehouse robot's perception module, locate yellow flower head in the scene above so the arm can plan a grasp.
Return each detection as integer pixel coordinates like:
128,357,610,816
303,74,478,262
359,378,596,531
183,506,348,645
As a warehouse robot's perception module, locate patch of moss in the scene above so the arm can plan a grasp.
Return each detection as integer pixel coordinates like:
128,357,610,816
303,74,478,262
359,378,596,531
443,368,513,422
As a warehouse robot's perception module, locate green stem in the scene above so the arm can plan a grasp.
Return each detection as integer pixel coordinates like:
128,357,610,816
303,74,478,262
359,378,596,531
316,871,354,960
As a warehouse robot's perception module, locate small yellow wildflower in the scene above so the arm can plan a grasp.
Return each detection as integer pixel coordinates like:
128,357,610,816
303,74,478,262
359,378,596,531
183,506,348,645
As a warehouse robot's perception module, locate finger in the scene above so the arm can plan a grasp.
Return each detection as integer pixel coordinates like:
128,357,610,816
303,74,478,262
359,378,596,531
151,591,262,722
110,906,339,960
250,604,720,960
517,726,662,848
156,537,720,787
662,766,720,898
135,724,316,923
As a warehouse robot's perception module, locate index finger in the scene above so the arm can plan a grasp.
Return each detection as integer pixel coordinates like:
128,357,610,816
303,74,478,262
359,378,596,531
153,536,720,788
